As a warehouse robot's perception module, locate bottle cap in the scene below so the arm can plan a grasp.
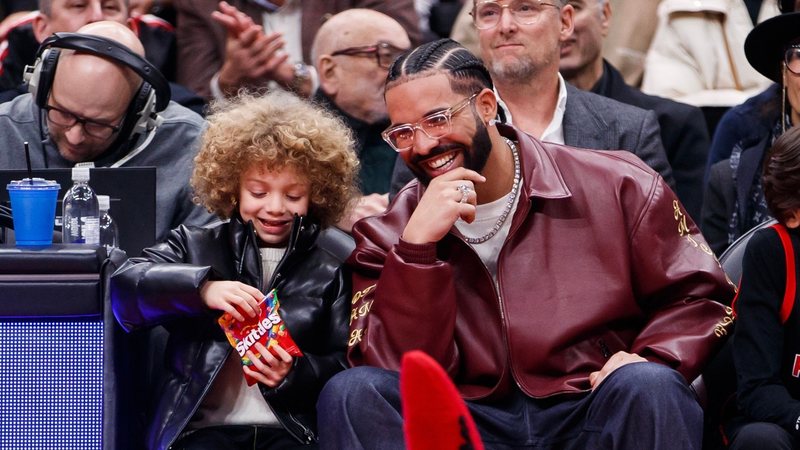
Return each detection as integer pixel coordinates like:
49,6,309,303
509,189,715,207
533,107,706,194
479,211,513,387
98,195,110,211
71,166,90,182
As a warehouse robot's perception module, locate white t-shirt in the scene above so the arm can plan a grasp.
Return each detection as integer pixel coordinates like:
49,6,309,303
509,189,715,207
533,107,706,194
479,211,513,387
455,181,522,280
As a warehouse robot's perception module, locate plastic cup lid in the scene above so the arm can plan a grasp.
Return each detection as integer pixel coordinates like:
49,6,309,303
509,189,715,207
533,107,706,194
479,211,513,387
6,178,61,190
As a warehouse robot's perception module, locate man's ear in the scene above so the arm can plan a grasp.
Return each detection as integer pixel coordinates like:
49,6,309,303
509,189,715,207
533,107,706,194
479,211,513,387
475,88,498,124
32,13,50,44
559,3,575,42
317,55,339,97
600,0,612,38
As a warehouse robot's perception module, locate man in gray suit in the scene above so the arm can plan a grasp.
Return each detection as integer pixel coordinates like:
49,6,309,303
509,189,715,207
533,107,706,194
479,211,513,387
391,0,674,196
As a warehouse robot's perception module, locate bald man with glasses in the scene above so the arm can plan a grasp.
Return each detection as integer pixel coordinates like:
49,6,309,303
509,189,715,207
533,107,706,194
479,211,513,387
311,8,410,232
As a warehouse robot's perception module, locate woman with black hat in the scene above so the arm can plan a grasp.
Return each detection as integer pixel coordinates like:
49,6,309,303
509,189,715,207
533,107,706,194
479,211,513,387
703,10,800,256
707,11,800,450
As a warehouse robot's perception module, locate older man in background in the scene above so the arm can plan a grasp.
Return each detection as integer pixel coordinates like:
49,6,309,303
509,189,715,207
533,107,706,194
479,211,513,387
0,0,177,90
559,0,710,220
392,0,674,196
311,9,410,231
174,0,421,101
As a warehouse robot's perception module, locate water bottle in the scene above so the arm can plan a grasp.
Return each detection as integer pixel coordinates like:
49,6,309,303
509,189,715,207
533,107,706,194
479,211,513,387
62,166,99,244
98,195,118,250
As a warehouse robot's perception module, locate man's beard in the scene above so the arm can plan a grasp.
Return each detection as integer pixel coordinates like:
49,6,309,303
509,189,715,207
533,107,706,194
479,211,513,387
409,114,493,186
489,55,538,84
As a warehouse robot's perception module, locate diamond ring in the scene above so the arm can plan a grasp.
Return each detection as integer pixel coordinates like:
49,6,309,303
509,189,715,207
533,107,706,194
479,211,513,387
457,184,471,203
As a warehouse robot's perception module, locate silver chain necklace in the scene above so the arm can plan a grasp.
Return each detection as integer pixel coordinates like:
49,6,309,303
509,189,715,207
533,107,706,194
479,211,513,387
463,138,521,245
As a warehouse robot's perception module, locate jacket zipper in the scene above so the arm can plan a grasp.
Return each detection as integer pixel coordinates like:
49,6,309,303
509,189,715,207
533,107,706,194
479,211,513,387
262,395,315,443
251,215,315,443
598,339,612,359
169,217,310,448
287,410,316,443
263,215,303,291
495,188,528,391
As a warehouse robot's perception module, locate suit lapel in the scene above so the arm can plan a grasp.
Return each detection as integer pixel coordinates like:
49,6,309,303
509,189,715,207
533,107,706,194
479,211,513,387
562,85,615,150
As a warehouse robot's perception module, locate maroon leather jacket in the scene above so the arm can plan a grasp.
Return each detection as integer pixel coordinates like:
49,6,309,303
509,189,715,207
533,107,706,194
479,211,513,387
348,124,735,401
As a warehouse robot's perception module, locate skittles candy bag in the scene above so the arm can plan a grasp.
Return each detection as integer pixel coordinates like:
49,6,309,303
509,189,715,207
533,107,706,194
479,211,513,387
218,289,303,385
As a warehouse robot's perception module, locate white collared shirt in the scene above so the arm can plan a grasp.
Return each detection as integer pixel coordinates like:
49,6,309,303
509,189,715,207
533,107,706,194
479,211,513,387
494,73,568,145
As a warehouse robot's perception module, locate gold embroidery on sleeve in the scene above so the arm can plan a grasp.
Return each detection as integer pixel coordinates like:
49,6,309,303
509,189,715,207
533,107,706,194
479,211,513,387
674,200,713,256
714,307,735,337
348,328,365,347
352,284,376,305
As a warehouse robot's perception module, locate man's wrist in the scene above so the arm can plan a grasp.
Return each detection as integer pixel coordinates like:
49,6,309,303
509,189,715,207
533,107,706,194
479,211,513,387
209,72,228,100
290,63,312,95
396,238,437,264
216,70,237,98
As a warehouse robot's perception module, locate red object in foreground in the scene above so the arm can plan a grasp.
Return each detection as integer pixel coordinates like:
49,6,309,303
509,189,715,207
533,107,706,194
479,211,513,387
400,350,484,450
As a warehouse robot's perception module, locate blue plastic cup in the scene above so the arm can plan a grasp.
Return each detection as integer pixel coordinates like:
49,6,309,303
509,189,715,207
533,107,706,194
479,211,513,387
7,178,61,246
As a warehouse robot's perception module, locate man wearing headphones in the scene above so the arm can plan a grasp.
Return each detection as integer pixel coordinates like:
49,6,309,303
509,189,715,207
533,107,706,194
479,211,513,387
0,0,204,114
0,20,214,242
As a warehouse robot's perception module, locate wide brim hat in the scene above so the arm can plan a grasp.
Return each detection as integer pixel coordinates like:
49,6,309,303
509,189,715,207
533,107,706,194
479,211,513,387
745,12,800,83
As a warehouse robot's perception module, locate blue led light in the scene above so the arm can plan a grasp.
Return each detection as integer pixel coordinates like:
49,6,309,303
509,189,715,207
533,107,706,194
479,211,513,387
0,321,103,449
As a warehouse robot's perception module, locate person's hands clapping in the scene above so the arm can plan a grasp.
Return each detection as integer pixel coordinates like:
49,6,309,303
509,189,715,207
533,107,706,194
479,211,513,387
402,167,485,244
243,342,294,387
212,1,292,95
200,280,262,322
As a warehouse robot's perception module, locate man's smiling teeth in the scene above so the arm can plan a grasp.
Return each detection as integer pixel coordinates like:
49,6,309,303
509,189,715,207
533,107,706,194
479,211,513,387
427,153,455,170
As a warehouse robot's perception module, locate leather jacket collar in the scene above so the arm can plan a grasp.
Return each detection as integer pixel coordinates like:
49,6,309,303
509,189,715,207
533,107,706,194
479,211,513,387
227,212,321,287
497,123,572,201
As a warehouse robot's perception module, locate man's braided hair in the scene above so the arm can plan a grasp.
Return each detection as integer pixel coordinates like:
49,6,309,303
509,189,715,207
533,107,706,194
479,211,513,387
386,38,493,97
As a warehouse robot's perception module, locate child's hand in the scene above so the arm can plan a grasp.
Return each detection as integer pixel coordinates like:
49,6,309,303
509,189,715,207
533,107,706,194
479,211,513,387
243,342,294,387
200,280,262,322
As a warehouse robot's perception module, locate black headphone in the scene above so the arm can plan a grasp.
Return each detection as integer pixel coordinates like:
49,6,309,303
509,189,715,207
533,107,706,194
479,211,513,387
23,32,171,148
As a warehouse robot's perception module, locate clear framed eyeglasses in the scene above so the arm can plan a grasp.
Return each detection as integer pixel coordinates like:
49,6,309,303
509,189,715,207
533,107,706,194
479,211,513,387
381,93,479,152
471,0,559,30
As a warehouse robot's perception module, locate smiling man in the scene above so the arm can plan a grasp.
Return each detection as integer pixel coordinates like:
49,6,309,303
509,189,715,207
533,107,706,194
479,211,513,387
391,0,676,197
318,38,734,450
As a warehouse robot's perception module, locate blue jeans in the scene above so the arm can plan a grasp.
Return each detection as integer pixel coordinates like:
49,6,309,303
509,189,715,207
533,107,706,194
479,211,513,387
728,422,796,450
317,362,702,449
172,425,313,450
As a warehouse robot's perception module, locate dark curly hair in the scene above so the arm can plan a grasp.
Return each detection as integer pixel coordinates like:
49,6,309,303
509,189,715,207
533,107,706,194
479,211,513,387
763,126,800,224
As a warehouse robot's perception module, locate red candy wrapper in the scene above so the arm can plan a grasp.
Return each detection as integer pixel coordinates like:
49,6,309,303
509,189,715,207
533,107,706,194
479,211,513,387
218,289,303,385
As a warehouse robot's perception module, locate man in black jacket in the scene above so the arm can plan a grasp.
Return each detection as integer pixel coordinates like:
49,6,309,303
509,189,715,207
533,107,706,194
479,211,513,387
559,0,710,220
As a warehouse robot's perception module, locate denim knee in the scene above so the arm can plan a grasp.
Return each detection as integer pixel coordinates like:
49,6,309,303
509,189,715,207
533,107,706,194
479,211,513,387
318,366,399,408
730,422,796,450
603,362,688,399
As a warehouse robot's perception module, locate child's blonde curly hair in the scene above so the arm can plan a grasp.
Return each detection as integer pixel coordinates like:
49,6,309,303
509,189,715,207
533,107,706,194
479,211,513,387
192,90,360,228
